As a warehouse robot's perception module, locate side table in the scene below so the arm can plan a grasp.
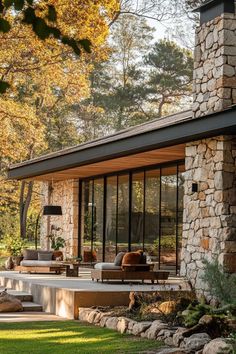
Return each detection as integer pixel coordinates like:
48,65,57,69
63,263,79,277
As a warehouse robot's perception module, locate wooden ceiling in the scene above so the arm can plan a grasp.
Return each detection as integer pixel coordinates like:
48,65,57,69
31,143,185,181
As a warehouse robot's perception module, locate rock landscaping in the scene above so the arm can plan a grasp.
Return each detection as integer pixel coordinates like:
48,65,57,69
0,288,23,312
79,307,235,354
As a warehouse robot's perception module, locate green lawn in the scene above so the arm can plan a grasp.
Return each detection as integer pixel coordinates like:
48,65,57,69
0,321,162,354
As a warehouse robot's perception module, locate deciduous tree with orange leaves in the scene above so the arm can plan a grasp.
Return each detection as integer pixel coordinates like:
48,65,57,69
0,0,119,239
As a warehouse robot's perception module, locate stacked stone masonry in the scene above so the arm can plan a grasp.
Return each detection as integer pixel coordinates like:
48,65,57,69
78,308,235,354
193,13,236,117
180,136,236,297
41,179,78,257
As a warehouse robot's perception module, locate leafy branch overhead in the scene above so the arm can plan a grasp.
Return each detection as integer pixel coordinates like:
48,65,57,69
0,0,92,92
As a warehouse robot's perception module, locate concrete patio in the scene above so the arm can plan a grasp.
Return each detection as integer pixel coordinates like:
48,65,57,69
0,269,191,319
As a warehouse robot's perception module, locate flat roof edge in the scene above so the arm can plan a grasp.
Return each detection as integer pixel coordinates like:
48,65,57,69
7,106,236,181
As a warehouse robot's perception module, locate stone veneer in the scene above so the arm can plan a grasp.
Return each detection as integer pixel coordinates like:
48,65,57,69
41,179,78,257
193,13,236,117
180,136,236,297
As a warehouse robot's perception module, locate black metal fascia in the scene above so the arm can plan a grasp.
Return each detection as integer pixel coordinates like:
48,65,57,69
193,0,235,25
7,107,236,180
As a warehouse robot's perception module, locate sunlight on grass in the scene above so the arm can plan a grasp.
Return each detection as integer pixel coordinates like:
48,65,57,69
0,321,162,354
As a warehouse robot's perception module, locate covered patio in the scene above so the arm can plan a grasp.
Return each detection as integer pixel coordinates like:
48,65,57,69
0,269,191,319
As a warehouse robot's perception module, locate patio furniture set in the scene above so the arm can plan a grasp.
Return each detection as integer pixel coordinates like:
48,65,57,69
15,249,170,283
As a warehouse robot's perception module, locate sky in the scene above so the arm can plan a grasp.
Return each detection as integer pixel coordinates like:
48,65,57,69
146,12,196,49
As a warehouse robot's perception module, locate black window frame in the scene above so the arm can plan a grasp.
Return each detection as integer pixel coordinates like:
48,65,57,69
78,159,185,274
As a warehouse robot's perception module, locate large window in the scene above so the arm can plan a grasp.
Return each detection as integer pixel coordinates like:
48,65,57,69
80,162,184,273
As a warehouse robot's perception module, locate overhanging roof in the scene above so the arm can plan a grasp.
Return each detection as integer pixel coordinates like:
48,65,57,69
8,106,236,180
193,0,235,24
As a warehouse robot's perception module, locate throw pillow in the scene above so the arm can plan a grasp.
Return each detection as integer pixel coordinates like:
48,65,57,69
38,252,53,261
114,252,125,266
23,249,38,260
122,251,141,265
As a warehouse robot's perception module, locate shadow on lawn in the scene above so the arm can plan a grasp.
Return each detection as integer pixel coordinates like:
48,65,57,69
0,321,162,354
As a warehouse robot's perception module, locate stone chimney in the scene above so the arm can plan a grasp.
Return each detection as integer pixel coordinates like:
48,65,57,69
192,0,236,117
181,0,236,300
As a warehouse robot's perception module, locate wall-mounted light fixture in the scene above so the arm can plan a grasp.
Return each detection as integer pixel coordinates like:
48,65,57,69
192,183,198,193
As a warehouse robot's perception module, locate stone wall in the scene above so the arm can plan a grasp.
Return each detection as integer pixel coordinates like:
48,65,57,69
180,136,236,297
40,179,79,257
193,13,236,117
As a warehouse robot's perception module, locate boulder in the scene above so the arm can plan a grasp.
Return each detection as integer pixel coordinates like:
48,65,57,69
117,317,130,334
157,348,187,354
0,289,23,312
183,333,211,351
78,308,91,322
87,310,100,323
93,312,103,324
203,338,234,354
132,321,152,336
105,317,118,330
145,320,169,340
128,319,138,331
99,316,109,327
173,328,187,347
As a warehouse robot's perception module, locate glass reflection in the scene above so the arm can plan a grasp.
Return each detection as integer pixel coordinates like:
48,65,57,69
117,174,129,253
131,172,144,251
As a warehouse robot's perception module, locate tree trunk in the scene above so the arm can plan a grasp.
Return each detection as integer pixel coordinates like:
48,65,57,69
19,181,34,239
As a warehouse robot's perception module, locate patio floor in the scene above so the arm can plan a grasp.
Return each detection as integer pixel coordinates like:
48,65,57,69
0,269,191,319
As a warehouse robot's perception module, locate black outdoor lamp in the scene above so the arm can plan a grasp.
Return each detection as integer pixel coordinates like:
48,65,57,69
43,205,62,216
34,205,63,249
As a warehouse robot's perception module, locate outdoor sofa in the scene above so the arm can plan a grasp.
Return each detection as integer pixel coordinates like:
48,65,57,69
91,251,169,283
15,249,64,274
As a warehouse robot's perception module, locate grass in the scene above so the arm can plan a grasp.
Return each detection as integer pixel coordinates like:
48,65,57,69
0,321,163,354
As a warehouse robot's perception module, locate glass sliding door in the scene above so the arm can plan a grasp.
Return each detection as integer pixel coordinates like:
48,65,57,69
160,166,177,271
117,174,129,253
131,172,144,251
93,179,104,262
79,162,185,271
105,176,117,262
144,169,160,261
81,180,94,261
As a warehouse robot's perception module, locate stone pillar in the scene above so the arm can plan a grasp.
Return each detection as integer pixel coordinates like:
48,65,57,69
193,13,236,117
40,179,79,258
180,136,236,298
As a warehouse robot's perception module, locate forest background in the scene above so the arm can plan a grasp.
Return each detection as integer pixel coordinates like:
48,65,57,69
0,0,203,243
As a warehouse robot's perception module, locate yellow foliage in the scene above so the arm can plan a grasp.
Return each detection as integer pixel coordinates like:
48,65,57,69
0,0,119,232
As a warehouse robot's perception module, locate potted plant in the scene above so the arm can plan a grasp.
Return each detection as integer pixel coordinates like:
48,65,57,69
3,234,26,267
48,234,66,251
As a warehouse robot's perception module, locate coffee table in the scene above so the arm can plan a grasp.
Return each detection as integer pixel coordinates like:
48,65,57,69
63,262,80,277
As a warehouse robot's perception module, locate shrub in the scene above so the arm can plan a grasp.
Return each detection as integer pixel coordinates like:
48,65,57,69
2,234,26,256
200,259,236,306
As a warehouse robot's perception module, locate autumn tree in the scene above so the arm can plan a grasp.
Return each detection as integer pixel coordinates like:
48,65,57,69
0,0,119,239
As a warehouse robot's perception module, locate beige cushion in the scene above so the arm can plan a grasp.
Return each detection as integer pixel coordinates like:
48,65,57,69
20,260,56,267
94,263,121,270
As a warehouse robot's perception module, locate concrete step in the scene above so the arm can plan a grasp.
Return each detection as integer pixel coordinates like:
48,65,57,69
22,302,43,312
1,287,43,312
8,291,33,302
